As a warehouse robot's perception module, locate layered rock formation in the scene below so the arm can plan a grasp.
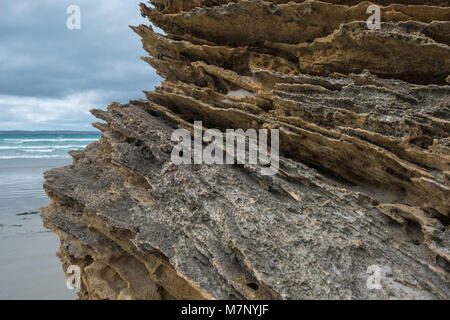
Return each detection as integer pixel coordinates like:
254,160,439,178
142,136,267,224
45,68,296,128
41,0,450,299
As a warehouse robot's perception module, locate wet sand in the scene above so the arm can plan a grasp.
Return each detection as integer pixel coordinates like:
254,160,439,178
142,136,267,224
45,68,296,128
0,158,77,299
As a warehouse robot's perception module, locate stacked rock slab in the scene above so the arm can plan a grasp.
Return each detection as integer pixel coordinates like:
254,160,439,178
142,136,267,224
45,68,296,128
41,0,450,299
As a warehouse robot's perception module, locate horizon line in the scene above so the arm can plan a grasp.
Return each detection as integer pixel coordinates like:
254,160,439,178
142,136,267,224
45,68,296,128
0,130,100,133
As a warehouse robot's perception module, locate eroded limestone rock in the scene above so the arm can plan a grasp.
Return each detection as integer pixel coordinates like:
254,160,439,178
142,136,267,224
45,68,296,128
41,0,449,299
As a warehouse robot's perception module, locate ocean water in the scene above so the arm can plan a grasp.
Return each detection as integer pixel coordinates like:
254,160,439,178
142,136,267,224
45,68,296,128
0,132,100,159
0,131,100,299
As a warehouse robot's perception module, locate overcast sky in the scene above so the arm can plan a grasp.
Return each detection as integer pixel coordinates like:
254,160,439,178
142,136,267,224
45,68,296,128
0,0,161,131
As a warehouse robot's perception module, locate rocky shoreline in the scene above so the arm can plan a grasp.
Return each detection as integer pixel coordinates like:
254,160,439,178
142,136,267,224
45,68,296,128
41,0,449,299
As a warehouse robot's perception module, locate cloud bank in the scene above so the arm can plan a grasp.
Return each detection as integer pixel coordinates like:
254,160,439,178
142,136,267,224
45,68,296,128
0,0,161,130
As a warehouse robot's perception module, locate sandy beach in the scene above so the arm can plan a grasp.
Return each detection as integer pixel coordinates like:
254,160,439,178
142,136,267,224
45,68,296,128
0,158,77,299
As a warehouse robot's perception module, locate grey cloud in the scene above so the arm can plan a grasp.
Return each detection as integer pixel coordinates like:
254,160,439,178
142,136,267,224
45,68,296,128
0,0,161,130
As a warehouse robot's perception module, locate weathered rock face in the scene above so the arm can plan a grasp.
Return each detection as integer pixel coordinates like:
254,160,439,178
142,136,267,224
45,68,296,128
41,0,450,300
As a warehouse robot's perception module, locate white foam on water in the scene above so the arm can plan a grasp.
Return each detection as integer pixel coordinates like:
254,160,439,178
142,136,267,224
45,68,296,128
0,145,84,150
3,138,98,142
0,155,71,159
24,149,54,153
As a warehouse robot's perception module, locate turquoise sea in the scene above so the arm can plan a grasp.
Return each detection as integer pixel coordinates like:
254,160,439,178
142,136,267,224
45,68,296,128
0,131,100,159
0,131,100,299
